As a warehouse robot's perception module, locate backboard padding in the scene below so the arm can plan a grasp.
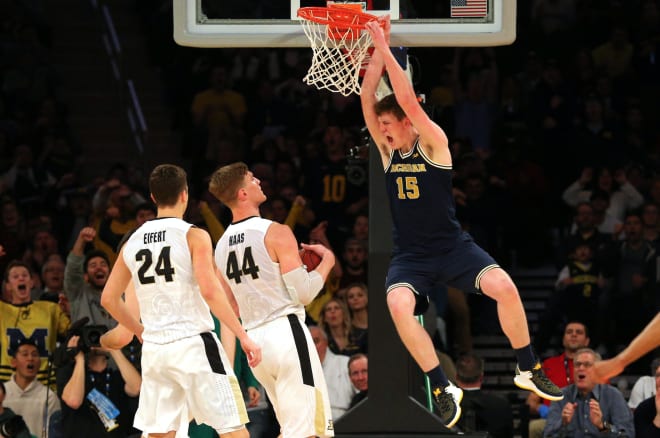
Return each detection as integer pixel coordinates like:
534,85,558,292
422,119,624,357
173,0,516,48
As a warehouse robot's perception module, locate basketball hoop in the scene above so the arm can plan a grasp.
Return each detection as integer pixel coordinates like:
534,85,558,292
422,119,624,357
298,5,378,96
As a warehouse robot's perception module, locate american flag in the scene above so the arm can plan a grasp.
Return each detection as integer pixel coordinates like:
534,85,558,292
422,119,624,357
450,0,488,18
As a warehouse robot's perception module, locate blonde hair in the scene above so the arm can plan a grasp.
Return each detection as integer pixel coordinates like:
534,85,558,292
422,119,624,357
208,162,249,205
319,298,352,340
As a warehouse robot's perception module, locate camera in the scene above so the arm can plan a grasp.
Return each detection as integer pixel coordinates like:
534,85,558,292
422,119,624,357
345,126,370,187
79,325,109,352
0,415,29,438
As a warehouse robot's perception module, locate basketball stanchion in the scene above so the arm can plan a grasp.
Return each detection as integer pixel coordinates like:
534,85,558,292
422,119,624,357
417,314,435,413
297,5,379,96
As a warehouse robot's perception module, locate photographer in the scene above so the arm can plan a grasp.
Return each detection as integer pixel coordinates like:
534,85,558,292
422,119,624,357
0,381,31,438
56,333,141,437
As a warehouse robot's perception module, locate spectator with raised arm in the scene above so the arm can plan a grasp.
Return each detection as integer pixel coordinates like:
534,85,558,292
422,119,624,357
63,227,115,329
562,166,644,223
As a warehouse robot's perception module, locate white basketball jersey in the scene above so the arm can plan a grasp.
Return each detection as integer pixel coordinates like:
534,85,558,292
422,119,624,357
123,217,214,343
215,216,304,330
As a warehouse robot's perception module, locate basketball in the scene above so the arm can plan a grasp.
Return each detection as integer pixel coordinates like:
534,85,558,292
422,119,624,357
301,249,322,271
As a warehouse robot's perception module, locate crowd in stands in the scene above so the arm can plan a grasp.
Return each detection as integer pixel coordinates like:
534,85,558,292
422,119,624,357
1,0,659,436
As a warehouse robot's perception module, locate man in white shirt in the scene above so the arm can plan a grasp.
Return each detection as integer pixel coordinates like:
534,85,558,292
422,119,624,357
309,325,356,420
629,358,660,410
4,339,61,437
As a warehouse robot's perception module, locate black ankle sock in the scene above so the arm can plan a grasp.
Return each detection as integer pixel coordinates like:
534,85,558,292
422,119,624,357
426,366,449,388
515,345,537,371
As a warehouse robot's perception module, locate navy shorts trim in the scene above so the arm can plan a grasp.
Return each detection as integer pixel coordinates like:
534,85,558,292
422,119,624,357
385,235,499,297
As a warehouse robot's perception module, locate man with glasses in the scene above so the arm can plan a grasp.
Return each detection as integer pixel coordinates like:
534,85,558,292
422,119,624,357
544,348,634,437
527,321,591,438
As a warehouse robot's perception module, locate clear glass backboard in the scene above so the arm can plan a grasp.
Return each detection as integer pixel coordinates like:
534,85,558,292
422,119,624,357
173,0,516,48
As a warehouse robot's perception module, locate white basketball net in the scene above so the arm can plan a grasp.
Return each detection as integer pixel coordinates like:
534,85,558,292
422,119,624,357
299,18,374,96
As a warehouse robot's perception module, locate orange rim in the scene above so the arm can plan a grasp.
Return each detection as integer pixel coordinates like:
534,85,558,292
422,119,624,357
297,6,378,30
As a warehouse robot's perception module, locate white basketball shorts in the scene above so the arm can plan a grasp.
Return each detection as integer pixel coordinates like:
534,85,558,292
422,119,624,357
134,332,248,435
249,314,334,437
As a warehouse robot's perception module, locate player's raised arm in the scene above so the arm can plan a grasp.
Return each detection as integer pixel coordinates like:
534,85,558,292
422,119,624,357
364,20,450,163
593,312,660,382
361,16,390,164
188,226,261,367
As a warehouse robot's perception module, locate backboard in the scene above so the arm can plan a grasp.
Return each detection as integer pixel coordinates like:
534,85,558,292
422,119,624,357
173,0,516,48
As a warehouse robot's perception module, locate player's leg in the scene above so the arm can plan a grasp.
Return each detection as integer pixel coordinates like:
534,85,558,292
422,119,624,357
135,342,188,437
250,316,333,437
386,285,463,427
478,267,563,400
185,333,250,436
478,268,530,349
387,286,439,371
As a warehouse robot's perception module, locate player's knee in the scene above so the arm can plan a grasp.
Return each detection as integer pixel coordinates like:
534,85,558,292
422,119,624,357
481,272,519,303
386,288,415,319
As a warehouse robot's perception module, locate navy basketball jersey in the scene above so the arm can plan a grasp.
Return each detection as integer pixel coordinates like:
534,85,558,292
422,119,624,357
384,140,462,252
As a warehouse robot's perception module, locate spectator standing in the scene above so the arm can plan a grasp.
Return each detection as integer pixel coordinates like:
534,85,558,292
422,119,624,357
562,166,644,223
603,211,656,354
91,183,140,265
557,201,615,272
0,260,70,386
302,123,368,246
32,256,65,303
63,227,115,329
538,243,605,348
0,198,28,276
190,64,248,179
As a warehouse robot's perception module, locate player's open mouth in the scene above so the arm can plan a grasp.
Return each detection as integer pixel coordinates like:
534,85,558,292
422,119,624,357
386,136,393,144
17,284,27,291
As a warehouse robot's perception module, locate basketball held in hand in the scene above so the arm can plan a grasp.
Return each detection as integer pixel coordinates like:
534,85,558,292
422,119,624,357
301,249,322,271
